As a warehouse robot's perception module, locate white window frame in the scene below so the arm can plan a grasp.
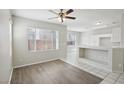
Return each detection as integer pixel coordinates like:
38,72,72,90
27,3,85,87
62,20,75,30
27,27,59,52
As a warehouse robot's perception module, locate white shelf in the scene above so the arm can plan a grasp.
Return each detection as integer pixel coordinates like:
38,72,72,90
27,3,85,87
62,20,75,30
78,45,111,51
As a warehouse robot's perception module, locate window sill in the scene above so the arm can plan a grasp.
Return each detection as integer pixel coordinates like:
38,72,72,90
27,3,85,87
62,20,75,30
29,49,59,53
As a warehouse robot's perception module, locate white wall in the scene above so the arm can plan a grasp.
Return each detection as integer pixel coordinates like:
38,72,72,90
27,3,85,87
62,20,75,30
120,14,124,72
0,10,12,83
112,48,124,72
13,16,67,67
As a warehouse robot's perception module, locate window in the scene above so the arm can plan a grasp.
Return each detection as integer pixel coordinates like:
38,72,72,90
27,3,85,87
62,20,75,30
67,31,77,46
27,27,59,51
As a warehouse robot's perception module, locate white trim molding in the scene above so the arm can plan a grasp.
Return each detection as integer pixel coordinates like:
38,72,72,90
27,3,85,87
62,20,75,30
8,67,13,84
14,58,59,69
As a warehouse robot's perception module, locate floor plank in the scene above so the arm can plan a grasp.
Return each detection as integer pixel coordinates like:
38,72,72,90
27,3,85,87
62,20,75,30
11,60,103,84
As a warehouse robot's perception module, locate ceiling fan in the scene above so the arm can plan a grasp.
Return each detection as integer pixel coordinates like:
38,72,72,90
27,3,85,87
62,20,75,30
48,9,76,23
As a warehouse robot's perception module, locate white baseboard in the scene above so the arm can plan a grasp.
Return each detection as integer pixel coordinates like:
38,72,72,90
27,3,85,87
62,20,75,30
60,59,78,67
8,67,13,84
13,58,59,69
112,71,124,73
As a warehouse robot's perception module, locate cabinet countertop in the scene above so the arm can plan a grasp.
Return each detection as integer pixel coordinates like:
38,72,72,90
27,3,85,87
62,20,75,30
78,45,121,50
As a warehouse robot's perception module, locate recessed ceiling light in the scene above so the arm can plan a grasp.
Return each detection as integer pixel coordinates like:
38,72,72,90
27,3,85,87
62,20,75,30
96,21,102,25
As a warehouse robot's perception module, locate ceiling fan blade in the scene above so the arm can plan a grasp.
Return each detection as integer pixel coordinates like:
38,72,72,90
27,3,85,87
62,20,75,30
48,17,58,20
49,10,58,15
65,16,76,20
65,9,74,15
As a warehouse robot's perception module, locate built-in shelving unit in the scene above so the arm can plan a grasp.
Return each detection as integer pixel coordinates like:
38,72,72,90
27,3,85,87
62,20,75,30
77,46,124,72
78,26,124,72
77,46,112,71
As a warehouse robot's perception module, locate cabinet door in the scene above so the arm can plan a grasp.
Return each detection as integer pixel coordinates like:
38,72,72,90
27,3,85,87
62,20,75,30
112,27,121,42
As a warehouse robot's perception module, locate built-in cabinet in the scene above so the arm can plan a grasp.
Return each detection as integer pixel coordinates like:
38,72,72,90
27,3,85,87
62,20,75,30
79,27,121,47
78,46,124,72
112,27,121,42
98,34,112,47
78,26,123,72
97,27,121,47
78,46,112,71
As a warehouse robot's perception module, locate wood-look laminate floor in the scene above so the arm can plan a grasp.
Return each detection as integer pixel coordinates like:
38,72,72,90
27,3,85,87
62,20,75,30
11,60,103,84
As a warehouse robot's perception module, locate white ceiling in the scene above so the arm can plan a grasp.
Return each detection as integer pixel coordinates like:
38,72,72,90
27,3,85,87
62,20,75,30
11,9,124,31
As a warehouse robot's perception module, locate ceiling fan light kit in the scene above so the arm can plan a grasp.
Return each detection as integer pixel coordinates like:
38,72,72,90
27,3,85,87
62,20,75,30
48,9,76,23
